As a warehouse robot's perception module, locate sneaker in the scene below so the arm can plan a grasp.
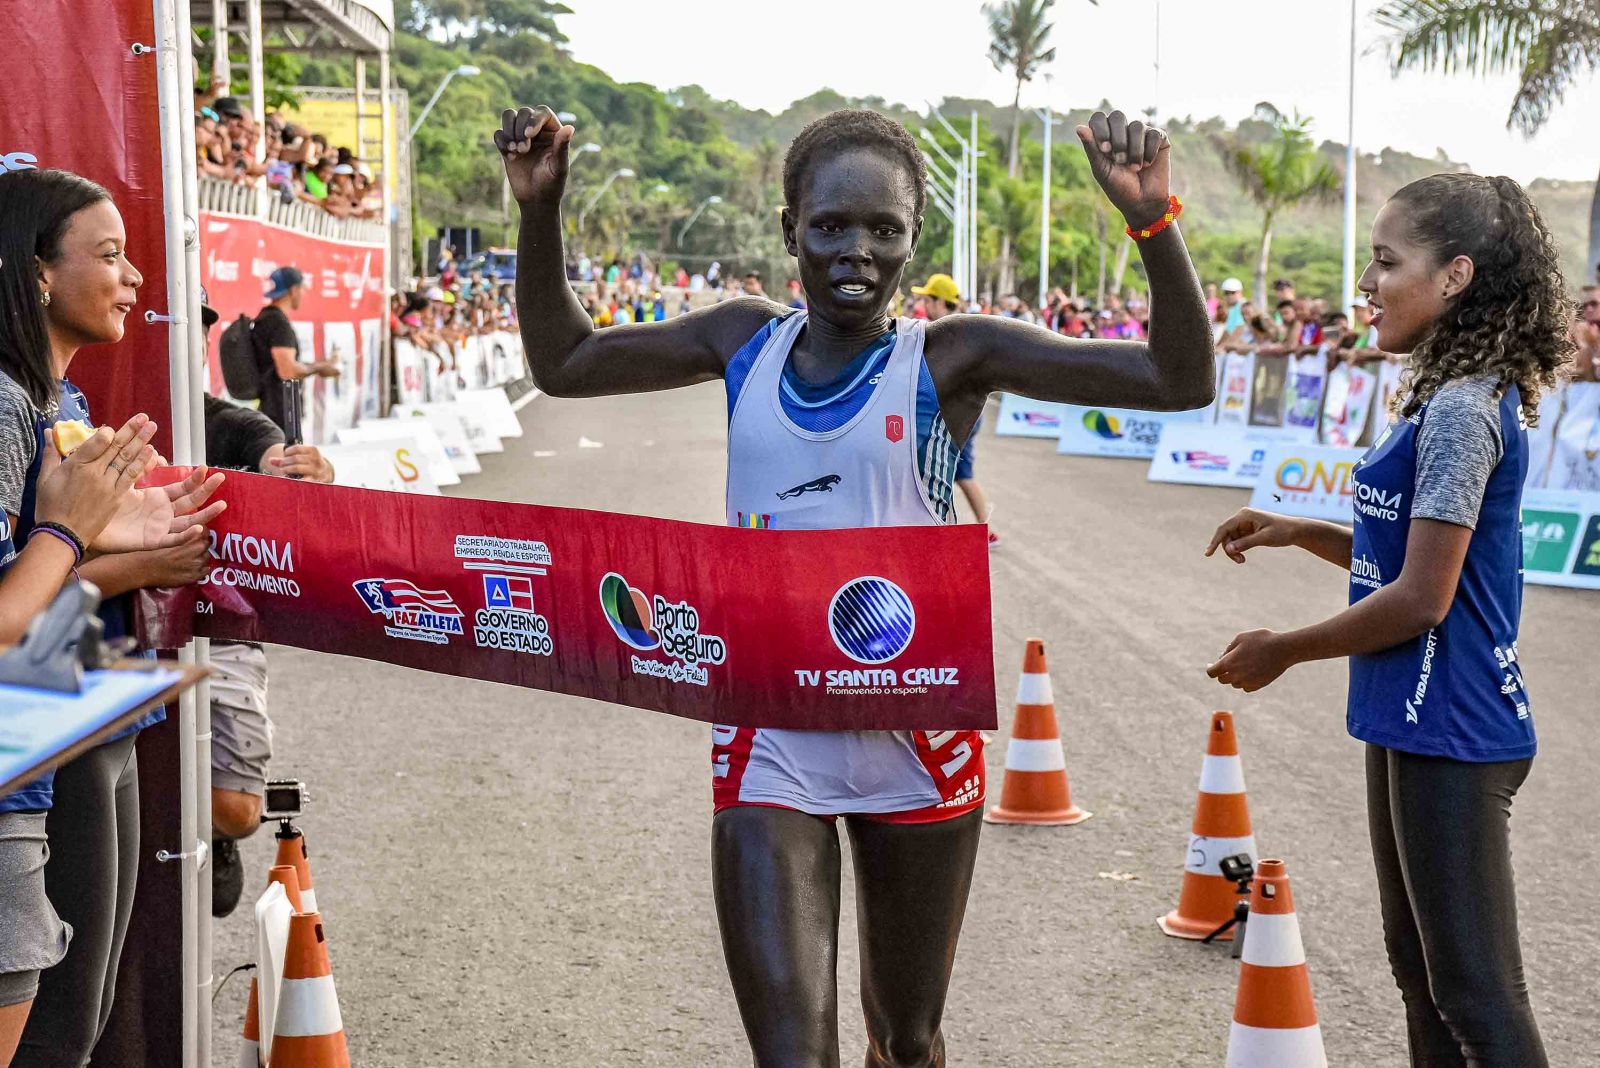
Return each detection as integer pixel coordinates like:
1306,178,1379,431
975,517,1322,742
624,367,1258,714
212,837,243,918
988,530,1000,548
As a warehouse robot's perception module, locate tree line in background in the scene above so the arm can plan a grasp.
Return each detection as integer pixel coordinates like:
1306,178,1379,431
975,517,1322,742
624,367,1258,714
284,0,1594,302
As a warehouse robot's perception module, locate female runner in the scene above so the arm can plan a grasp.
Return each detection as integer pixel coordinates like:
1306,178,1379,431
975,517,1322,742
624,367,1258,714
497,104,1213,1066
1207,173,1569,1067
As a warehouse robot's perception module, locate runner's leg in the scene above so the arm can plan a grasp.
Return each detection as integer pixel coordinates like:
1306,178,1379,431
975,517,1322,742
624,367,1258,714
846,810,982,1068
713,806,842,1068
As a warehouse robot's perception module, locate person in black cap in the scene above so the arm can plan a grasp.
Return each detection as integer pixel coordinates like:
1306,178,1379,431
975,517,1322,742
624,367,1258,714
252,266,340,436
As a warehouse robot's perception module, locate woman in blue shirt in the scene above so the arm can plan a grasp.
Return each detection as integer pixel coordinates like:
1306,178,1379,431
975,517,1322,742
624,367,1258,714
1203,174,1572,1066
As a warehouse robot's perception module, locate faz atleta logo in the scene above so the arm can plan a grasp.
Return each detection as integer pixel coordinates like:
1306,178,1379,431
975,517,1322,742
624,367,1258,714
777,474,841,500
599,572,726,686
794,577,961,697
354,578,464,645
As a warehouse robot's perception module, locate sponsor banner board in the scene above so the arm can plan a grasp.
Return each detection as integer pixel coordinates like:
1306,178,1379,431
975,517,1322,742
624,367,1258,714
1148,424,1304,489
1521,488,1600,590
994,394,1067,438
337,420,459,487
1248,444,1365,521
1056,404,1208,459
170,472,998,730
198,212,386,443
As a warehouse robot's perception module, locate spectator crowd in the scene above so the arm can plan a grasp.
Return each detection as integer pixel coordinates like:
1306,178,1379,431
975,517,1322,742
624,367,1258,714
193,77,381,221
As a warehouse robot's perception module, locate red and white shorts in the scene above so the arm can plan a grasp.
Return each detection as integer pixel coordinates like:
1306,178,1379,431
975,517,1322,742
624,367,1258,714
712,726,985,824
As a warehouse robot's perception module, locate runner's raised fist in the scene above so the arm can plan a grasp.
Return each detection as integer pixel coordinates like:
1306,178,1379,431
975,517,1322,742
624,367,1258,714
1076,110,1172,232
494,105,574,207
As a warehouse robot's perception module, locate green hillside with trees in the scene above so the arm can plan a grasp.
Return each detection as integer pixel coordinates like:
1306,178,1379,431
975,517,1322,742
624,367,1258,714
291,1,1591,302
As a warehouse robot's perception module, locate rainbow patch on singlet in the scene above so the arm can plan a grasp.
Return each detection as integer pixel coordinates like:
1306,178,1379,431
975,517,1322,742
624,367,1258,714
737,512,773,529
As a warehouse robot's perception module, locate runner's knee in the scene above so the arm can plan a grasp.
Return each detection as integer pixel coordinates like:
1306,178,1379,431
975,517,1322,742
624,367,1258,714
865,1024,943,1068
212,789,262,839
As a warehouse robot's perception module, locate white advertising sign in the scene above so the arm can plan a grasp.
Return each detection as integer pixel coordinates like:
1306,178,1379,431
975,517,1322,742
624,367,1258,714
1215,351,1255,428
994,393,1067,438
393,401,503,456
457,387,524,438
320,441,441,495
1247,443,1366,521
1148,424,1301,489
1056,404,1207,459
338,419,460,486
386,410,481,475
1520,487,1600,590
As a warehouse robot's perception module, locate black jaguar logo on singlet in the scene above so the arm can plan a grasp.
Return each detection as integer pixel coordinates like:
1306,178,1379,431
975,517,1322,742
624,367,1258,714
777,474,842,500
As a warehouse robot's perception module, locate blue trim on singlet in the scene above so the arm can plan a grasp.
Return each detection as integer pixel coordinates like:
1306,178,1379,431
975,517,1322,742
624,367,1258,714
723,317,959,521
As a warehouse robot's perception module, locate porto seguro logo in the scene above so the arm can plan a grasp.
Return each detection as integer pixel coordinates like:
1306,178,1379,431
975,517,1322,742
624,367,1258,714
1082,409,1124,440
599,572,725,686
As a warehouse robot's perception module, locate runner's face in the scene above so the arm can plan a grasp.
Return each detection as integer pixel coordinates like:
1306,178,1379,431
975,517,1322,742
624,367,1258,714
1358,201,1454,355
783,147,919,329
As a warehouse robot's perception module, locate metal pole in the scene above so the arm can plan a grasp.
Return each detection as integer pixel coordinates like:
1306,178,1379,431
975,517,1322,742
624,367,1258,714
1341,0,1359,317
1038,105,1055,310
969,112,980,303
380,47,397,413
355,56,368,165
152,3,203,1063
210,0,228,93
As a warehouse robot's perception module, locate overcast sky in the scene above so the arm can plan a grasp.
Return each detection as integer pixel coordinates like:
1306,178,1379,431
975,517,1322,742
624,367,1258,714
559,0,1597,186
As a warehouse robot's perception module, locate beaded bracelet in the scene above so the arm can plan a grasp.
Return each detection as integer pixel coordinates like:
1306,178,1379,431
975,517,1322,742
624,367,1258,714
30,521,85,565
1125,195,1184,241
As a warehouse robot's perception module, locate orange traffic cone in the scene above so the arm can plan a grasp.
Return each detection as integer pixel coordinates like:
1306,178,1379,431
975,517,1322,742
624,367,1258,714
984,639,1090,825
239,976,262,1068
267,865,304,913
1158,710,1257,939
269,912,349,1067
1226,859,1326,1066
274,825,318,914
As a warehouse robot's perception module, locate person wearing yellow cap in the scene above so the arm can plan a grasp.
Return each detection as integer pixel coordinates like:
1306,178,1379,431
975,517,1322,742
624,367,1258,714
913,274,998,545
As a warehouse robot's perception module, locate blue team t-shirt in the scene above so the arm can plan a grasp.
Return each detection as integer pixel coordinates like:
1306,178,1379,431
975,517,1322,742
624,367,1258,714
1346,379,1534,761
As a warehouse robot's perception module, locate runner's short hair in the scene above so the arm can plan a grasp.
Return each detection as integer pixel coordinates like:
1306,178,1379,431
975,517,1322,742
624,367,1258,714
783,109,926,218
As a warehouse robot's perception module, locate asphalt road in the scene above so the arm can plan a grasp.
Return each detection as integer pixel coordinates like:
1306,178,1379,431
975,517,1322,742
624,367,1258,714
213,386,1597,1066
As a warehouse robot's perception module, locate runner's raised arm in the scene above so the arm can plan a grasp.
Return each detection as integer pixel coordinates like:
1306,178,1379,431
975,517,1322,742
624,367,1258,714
495,105,775,397
928,111,1214,421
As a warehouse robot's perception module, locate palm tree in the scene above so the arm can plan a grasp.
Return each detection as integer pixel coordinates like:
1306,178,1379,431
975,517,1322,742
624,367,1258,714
1376,1,1600,283
1215,110,1342,308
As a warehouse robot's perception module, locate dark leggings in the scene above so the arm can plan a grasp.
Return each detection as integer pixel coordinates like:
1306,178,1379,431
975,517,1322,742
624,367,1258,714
14,735,140,1067
1366,744,1546,1067
712,807,982,1068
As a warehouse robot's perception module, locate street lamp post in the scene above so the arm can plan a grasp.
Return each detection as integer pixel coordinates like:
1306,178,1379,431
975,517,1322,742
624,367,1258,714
1341,0,1358,317
1036,104,1063,311
408,65,479,140
577,168,635,234
930,108,983,302
921,130,965,289
677,195,723,246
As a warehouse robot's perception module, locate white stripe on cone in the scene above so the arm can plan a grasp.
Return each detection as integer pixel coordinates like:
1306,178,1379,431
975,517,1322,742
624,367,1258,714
298,887,318,914
1014,672,1053,707
1240,912,1307,968
1184,834,1258,876
1003,738,1066,773
1198,753,1247,795
274,975,343,1037
238,1038,259,1068
1226,1023,1327,1067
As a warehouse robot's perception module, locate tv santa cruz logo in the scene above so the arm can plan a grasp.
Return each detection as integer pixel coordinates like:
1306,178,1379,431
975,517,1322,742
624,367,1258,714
354,578,464,645
795,576,960,695
599,572,726,686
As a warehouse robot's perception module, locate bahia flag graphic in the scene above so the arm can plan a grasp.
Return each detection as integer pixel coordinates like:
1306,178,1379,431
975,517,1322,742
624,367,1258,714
484,574,535,612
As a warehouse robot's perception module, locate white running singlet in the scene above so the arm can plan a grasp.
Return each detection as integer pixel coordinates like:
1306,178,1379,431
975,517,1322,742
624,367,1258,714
715,313,985,822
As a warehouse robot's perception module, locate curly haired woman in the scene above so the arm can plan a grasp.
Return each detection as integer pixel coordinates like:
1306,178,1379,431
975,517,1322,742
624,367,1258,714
1202,173,1571,1066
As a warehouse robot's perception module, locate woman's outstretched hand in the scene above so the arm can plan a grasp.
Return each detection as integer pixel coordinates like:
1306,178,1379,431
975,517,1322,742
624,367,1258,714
495,105,574,208
1075,109,1171,230
1205,507,1302,564
1207,629,1295,693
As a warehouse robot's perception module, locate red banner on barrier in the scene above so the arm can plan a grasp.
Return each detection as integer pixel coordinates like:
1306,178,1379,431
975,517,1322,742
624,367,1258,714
199,212,386,439
180,474,997,731
0,0,174,453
